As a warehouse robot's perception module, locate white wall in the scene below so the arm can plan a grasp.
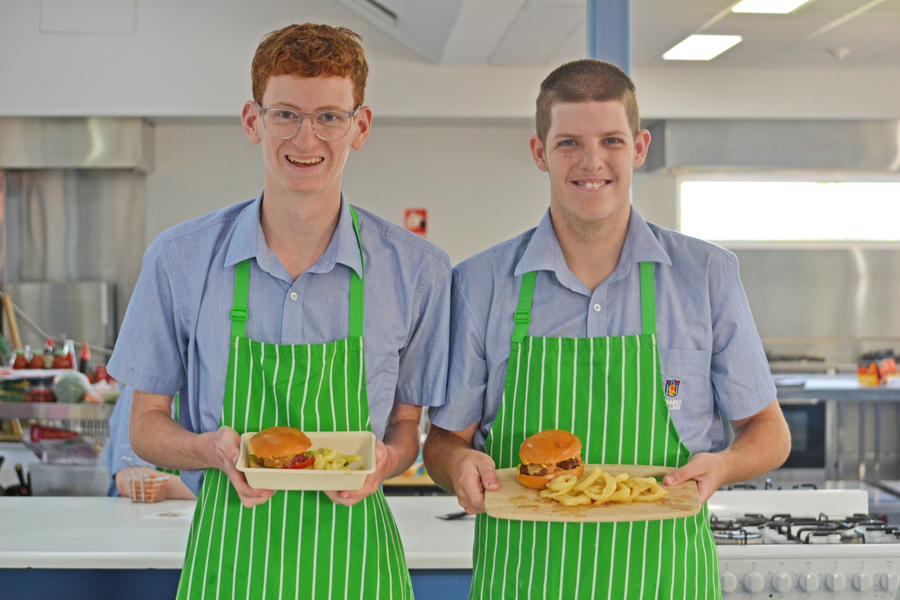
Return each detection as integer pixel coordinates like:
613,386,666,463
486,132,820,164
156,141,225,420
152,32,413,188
4,0,899,264
147,119,551,266
147,118,676,265
3,1,899,120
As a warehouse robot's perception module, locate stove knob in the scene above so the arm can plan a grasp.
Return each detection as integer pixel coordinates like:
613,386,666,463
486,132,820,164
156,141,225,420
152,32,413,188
720,572,738,594
771,572,792,593
798,571,820,592
743,571,765,593
825,571,847,592
852,571,874,592
880,571,900,592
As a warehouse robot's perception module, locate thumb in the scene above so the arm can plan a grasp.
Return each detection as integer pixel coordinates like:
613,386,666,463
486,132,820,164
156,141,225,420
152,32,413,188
479,462,500,491
663,465,692,487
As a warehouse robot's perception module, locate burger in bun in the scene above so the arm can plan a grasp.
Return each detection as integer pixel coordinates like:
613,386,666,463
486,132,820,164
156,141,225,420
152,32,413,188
247,426,314,469
516,429,584,489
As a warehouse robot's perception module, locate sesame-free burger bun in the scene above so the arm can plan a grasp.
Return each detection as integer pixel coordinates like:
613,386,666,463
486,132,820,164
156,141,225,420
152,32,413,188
516,429,585,490
519,429,582,464
248,426,312,459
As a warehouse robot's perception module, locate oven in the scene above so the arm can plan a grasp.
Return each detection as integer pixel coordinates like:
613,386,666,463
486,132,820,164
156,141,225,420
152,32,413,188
709,489,900,597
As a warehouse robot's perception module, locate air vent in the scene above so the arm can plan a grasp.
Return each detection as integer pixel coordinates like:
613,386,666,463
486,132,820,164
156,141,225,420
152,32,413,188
356,0,398,24
642,119,900,173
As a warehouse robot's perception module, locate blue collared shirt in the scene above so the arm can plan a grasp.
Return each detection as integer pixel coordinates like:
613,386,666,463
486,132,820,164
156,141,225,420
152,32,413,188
429,206,776,453
108,193,451,494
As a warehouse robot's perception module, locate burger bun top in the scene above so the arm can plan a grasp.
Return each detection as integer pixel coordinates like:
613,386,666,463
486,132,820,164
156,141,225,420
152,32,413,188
519,429,582,464
248,426,312,458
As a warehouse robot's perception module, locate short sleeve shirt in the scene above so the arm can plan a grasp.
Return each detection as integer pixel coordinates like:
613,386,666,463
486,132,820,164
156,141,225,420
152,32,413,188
108,193,451,494
428,206,775,453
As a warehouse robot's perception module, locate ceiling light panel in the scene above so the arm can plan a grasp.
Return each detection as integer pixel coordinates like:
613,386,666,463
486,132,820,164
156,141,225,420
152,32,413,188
663,34,743,60
731,0,814,14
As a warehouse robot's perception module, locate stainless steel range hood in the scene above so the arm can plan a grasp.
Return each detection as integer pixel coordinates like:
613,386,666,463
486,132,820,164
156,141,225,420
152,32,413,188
642,119,900,173
0,117,153,172
0,117,153,358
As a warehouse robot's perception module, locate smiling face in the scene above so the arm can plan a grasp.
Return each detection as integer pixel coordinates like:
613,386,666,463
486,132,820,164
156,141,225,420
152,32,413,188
530,99,650,236
242,74,371,207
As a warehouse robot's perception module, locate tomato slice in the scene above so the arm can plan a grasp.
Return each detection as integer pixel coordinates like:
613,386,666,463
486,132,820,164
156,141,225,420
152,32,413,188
284,454,315,469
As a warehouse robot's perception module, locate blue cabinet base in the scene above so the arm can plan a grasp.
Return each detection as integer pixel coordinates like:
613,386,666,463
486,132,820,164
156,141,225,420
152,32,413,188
0,568,473,599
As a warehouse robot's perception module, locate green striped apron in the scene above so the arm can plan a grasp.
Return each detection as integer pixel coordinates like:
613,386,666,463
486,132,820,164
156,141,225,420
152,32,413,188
471,262,721,600
176,206,413,600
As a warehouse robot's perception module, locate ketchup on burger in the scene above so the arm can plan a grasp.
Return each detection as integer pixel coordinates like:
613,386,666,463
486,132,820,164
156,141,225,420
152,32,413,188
247,426,315,469
516,429,585,489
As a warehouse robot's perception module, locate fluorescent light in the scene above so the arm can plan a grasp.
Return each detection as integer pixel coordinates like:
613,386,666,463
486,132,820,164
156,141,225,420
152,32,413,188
663,35,743,61
731,0,812,14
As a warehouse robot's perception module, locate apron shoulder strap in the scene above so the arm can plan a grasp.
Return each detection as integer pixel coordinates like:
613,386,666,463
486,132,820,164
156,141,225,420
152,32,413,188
230,259,250,339
511,271,536,343
639,261,656,336
348,205,365,339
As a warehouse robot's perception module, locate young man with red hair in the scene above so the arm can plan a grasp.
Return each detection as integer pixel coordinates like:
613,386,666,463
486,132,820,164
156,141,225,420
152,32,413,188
109,23,450,599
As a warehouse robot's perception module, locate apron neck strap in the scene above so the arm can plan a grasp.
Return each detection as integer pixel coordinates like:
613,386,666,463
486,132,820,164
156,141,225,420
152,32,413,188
347,205,365,338
229,205,366,340
231,260,250,339
511,271,536,343
510,262,657,342
640,261,656,336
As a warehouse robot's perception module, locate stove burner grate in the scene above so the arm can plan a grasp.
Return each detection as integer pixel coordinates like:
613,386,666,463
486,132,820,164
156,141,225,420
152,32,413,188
710,511,900,545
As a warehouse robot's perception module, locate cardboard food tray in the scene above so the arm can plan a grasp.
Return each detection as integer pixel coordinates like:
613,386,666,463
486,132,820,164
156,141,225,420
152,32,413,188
485,465,701,523
237,431,376,491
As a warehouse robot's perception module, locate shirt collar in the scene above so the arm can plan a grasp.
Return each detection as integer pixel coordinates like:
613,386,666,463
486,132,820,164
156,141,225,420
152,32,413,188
515,205,672,292
224,192,363,280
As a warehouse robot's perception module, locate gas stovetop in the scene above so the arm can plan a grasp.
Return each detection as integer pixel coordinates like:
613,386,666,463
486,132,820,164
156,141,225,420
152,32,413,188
709,490,900,597
711,512,899,545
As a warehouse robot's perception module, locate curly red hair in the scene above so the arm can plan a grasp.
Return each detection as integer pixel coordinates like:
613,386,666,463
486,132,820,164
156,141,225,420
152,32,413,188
251,23,368,108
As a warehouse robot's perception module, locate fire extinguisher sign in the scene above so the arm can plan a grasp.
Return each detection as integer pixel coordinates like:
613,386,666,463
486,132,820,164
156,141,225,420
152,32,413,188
404,208,428,238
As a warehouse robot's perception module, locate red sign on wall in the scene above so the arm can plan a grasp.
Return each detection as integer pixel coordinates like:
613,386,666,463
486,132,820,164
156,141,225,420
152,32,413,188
404,208,428,238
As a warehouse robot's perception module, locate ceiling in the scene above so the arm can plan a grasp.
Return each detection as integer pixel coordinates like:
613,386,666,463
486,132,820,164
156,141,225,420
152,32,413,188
336,0,900,69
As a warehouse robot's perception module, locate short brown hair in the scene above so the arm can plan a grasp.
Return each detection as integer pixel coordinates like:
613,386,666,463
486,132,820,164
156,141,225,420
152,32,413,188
535,59,639,144
251,23,368,108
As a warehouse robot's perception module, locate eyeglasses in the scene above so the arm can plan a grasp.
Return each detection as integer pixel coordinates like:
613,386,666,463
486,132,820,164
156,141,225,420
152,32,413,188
255,102,361,142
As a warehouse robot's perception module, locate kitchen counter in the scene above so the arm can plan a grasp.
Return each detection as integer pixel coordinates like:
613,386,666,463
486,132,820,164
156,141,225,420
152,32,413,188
774,373,900,402
774,373,900,482
0,495,475,599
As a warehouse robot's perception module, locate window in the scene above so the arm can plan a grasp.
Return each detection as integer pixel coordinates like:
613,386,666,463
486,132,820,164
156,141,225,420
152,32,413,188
679,179,900,241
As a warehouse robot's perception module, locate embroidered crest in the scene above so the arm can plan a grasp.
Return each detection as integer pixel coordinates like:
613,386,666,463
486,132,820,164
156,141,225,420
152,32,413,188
665,379,680,398
665,379,682,410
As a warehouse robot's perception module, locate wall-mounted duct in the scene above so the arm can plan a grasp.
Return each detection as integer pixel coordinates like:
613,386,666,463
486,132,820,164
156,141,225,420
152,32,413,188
641,119,900,173
0,117,153,172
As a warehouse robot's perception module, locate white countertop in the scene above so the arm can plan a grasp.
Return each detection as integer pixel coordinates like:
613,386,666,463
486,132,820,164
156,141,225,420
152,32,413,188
0,495,475,570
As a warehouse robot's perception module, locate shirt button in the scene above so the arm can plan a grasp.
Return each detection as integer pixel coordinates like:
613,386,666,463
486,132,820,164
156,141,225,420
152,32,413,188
290,292,298,301
593,303,601,312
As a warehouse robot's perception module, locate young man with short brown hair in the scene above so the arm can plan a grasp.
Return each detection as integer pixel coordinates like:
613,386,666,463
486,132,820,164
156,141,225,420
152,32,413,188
425,59,790,599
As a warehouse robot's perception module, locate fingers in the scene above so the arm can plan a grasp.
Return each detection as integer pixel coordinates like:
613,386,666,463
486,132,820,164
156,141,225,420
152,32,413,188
212,426,272,508
328,465,383,506
454,452,498,514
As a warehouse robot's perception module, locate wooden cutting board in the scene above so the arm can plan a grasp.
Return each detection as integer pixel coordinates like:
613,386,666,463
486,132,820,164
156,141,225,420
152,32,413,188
485,465,701,523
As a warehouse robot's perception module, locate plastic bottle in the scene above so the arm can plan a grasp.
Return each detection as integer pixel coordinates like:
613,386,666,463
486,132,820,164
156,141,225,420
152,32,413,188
79,343,93,382
12,347,29,369
64,340,76,369
28,349,44,369
42,339,55,369
52,349,67,369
